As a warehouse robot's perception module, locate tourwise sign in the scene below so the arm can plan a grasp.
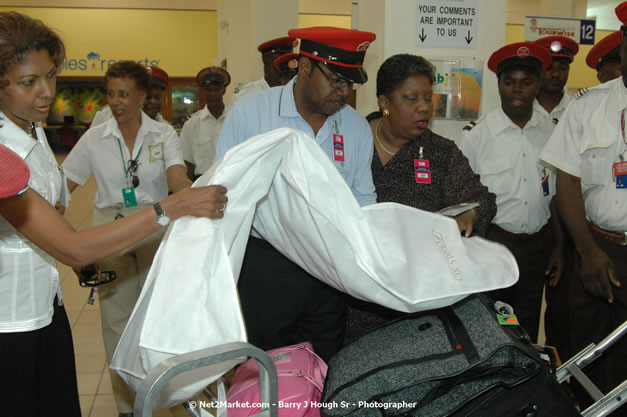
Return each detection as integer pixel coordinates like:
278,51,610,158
525,16,596,45
415,0,479,48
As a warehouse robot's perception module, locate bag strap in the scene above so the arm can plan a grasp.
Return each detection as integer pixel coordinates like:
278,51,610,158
440,308,480,366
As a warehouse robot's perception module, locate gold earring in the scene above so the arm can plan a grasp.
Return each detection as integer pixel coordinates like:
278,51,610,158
382,109,390,117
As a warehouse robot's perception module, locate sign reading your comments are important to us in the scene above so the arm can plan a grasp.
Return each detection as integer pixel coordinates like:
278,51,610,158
416,0,479,48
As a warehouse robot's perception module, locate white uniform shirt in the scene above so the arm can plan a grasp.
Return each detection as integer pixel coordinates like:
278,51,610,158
232,78,270,103
63,111,184,209
540,77,627,232
91,104,168,127
0,114,67,332
533,92,572,123
459,107,556,234
179,105,228,175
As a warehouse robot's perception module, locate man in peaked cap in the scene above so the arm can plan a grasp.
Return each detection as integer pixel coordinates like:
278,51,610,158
142,66,169,122
180,66,230,180
533,36,579,123
539,2,627,410
232,36,297,102
587,30,622,84
460,42,562,343
216,26,377,361
273,52,299,85
91,65,170,126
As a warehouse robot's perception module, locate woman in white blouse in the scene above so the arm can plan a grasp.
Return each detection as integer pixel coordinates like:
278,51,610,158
0,12,228,416
61,60,196,416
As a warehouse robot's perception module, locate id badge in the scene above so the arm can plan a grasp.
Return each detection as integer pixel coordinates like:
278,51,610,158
614,161,627,189
122,187,138,207
333,134,345,162
541,173,550,196
414,159,431,184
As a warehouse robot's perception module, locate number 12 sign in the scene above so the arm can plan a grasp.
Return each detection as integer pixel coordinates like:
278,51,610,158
525,16,596,46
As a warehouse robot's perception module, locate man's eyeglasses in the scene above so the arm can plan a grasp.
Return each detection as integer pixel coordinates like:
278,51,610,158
313,61,359,90
128,159,140,188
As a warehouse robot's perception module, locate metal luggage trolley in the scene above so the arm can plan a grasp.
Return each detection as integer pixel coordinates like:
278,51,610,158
134,342,279,417
555,321,627,417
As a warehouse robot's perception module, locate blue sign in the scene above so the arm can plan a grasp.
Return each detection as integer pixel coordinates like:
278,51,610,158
580,19,596,45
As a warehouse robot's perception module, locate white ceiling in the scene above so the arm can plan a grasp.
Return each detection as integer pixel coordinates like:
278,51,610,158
587,0,623,30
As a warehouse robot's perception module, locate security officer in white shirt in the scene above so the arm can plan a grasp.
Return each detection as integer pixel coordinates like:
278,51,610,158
586,30,622,84
539,3,627,407
460,42,562,342
533,36,579,124
232,36,296,102
180,66,230,180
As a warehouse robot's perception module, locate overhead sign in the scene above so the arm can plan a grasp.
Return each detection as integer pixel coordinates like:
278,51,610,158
415,0,479,49
525,16,596,45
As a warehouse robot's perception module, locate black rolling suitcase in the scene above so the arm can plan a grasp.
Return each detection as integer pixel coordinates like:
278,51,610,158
321,294,580,417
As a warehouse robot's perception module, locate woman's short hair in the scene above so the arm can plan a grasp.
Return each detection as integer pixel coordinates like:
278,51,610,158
0,12,65,78
105,61,151,92
376,54,435,97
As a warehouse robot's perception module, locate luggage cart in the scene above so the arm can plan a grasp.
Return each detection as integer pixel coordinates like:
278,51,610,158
555,321,627,417
134,342,279,417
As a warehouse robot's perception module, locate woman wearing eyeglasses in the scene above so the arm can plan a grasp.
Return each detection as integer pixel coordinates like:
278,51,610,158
61,61,197,416
0,12,227,417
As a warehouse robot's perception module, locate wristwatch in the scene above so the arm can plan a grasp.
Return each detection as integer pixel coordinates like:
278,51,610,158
153,202,171,227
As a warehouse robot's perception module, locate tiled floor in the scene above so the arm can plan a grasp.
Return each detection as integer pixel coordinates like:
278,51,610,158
57,157,190,417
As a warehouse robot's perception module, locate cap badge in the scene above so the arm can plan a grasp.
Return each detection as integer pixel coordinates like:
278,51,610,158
312,50,319,56
288,59,298,69
550,41,563,53
517,46,530,58
356,41,371,52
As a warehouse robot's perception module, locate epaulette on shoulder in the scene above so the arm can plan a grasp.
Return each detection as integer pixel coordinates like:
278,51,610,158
575,87,589,100
462,120,477,131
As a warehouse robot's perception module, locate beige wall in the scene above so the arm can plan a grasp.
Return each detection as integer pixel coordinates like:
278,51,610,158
507,0,588,24
0,0,217,9
0,0,353,13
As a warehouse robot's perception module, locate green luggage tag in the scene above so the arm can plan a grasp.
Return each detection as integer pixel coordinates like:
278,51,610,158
497,313,519,326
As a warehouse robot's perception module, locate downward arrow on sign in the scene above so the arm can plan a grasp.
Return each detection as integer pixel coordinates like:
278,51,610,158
465,30,473,45
419,28,427,42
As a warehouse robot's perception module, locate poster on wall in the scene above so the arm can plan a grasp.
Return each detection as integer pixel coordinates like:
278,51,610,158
430,58,483,120
416,0,479,48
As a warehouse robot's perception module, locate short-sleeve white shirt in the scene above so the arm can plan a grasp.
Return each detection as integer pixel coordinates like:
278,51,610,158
540,77,627,232
63,111,184,208
459,107,556,234
179,105,228,175
0,114,65,332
